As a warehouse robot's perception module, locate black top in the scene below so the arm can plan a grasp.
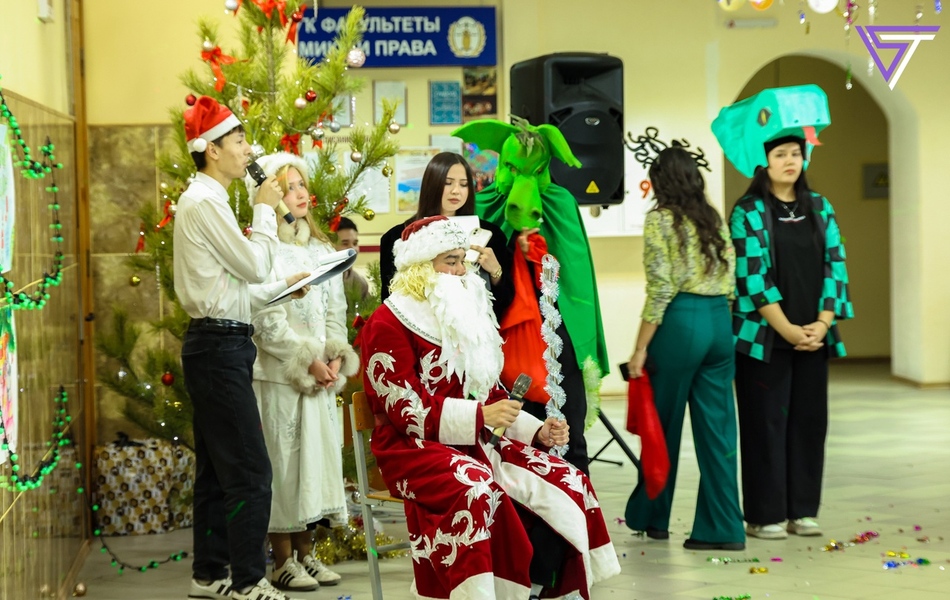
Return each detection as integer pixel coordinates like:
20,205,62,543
769,194,824,349
378,218,515,323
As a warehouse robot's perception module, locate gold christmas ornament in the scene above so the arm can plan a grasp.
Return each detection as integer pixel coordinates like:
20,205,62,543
387,121,401,134
310,126,325,140
381,165,393,177
72,582,88,597
130,275,142,287
350,150,363,162
362,209,376,221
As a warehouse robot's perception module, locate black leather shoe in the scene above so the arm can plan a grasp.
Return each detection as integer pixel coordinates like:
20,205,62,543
646,527,670,540
683,538,745,551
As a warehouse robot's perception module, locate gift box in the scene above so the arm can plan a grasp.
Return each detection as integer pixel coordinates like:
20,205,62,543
94,435,195,535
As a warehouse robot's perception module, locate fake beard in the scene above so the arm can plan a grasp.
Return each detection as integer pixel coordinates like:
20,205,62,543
427,271,504,402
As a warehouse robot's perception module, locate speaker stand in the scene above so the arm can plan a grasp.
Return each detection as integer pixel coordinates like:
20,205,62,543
589,411,640,469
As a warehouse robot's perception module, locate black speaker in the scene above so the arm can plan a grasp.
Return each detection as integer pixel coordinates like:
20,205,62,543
510,52,624,205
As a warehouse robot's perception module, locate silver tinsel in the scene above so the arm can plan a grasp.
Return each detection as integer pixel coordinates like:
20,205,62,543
539,254,568,458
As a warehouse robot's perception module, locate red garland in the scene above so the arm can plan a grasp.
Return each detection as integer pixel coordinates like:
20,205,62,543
280,133,301,155
201,46,237,92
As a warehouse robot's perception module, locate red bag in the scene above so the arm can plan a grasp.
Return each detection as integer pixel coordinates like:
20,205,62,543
625,372,670,499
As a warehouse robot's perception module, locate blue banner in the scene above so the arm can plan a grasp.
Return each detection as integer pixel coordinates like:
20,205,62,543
298,6,497,68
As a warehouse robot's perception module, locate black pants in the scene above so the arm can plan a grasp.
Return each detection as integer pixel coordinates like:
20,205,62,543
521,321,590,476
734,348,829,525
182,325,273,590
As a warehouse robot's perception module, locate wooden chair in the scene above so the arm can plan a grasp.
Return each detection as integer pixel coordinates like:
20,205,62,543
349,390,410,600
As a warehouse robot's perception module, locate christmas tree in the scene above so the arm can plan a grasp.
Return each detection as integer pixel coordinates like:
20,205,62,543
96,2,394,447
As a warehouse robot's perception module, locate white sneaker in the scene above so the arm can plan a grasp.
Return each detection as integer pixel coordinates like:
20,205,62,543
230,577,302,600
301,554,341,586
271,556,319,592
787,517,822,536
189,577,232,599
745,523,789,539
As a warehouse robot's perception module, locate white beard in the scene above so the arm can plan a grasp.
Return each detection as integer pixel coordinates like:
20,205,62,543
427,271,504,402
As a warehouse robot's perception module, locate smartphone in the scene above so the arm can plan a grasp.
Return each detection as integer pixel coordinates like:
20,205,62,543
466,227,493,263
618,362,631,381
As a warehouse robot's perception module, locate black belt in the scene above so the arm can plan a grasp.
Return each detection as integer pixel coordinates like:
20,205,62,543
188,317,254,336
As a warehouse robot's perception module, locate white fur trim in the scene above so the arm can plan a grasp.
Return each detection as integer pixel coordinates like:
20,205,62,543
244,152,309,204
438,398,478,445
187,113,241,152
505,410,544,445
277,220,311,245
409,572,527,600
325,338,359,394
393,218,470,271
280,337,324,394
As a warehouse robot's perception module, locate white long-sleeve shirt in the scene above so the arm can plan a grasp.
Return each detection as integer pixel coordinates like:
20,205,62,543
173,172,287,323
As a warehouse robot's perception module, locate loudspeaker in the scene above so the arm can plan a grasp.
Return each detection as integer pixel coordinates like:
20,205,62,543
510,52,624,205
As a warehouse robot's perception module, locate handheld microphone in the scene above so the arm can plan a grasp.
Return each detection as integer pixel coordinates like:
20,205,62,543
246,160,295,224
489,373,532,446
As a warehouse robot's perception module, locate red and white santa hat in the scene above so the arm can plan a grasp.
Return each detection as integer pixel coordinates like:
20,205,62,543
393,216,470,271
184,96,242,153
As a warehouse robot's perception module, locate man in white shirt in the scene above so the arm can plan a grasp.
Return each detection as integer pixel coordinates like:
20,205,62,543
175,96,307,600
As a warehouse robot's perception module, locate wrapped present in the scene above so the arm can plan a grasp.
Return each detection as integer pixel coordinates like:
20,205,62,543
94,435,195,535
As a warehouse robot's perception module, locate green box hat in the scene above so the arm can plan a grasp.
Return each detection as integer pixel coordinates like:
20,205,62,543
711,84,831,178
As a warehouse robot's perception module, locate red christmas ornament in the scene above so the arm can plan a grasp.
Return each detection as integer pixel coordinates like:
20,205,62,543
161,372,175,386
243,226,253,237
185,94,197,106
305,89,317,102
291,10,304,22
310,194,318,208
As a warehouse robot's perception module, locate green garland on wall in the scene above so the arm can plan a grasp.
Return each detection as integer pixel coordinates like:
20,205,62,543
0,80,66,311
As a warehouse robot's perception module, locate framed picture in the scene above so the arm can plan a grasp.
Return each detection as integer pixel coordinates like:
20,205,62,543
395,147,440,214
334,95,354,128
429,81,463,125
374,80,408,125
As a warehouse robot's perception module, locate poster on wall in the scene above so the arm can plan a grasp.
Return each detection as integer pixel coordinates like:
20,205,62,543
429,81,463,125
461,143,498,193
0,307,17,465
348,161,391,216
462,67,498,123
374,81,408,125
395,147,440,214
0,124,15,273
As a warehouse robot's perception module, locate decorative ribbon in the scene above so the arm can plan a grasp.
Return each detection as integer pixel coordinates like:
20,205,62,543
329,215,341,232
280,133,301,155
351,314,366,349
156,201,174,230
253,0,288,25
201,46,236,92
135,222,146,253
286,11,301,44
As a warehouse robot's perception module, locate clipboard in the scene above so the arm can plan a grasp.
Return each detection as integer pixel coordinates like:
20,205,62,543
267,248,358,305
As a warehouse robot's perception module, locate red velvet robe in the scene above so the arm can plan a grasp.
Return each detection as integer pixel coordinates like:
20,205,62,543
361,301,620,599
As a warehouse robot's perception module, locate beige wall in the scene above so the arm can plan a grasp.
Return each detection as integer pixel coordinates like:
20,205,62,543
0,0,72,113
80,0,950,387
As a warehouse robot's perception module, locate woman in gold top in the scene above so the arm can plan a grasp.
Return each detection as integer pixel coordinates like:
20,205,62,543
623,144,745,551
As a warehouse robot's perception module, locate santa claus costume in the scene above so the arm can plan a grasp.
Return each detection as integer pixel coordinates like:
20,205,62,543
360,217,620,600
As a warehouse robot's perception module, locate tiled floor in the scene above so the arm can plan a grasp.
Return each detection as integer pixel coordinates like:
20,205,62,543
76,362,950,599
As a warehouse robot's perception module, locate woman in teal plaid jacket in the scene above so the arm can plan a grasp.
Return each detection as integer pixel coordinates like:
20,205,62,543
730,136,853,541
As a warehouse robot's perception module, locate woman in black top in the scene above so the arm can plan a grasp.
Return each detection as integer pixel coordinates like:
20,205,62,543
379,152,514,322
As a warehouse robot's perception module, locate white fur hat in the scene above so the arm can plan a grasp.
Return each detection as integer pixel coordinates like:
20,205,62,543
244,152,310,203
393,216,470,271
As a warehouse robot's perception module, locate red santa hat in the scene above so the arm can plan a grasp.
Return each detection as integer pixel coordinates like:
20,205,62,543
393,216,470,271
184,96,242,153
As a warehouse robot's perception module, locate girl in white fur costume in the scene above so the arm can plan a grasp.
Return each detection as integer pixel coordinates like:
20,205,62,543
246,153,359,592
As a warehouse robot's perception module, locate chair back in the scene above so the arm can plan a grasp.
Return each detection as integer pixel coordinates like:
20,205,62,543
351,390,375,432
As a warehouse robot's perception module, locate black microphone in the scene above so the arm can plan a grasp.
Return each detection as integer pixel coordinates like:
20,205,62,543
247,160,295,224
489,373,532,446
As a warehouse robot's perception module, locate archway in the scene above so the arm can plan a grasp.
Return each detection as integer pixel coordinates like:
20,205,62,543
722,55,892,359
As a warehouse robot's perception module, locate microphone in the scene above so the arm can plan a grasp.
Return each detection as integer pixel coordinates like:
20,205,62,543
246,160,295,224
489,373,532,446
